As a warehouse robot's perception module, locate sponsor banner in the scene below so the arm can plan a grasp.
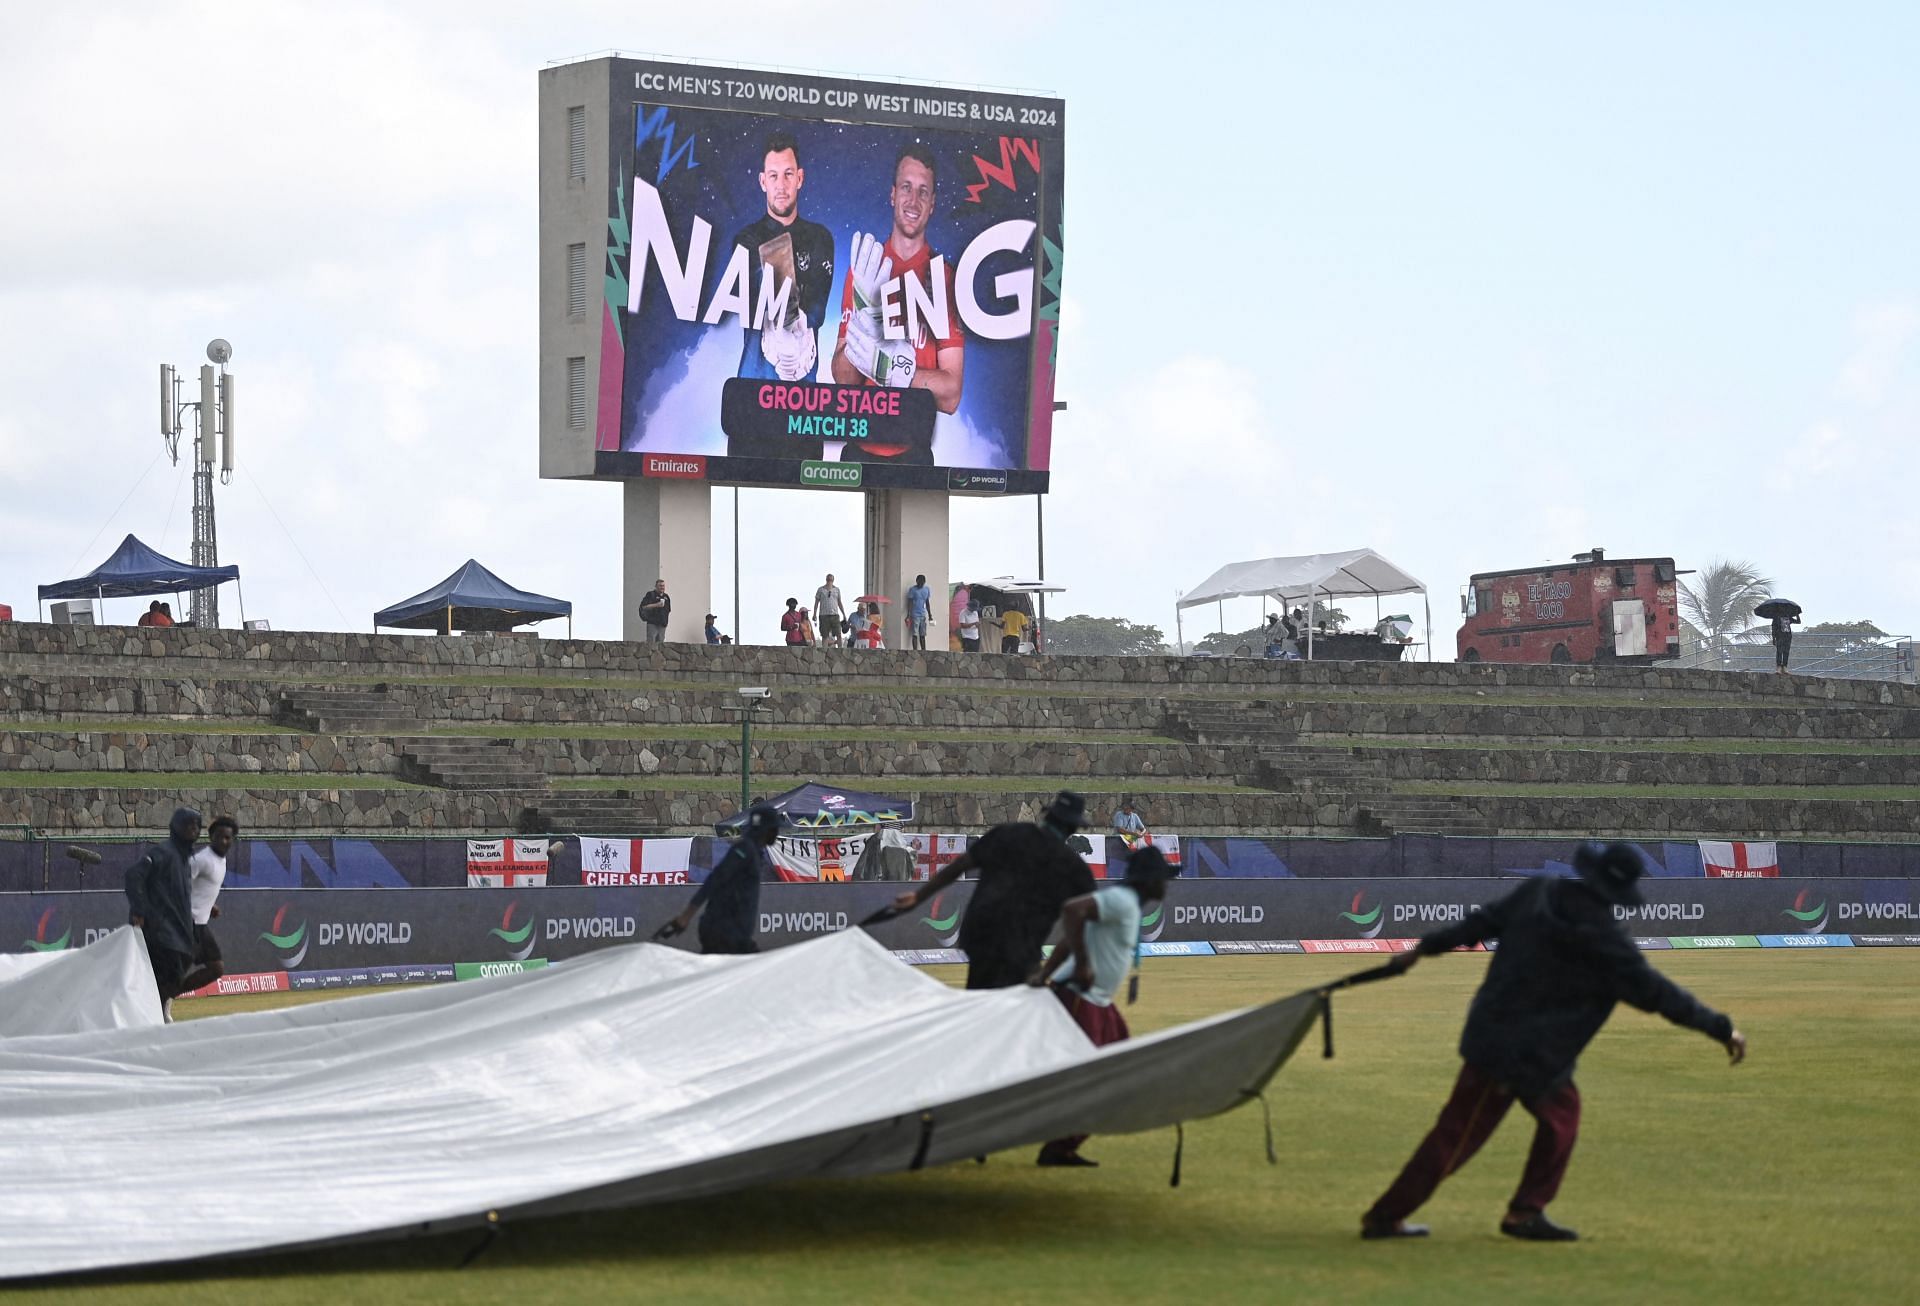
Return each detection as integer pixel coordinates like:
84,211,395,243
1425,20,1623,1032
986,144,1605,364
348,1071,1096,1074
466,838,550,889
288,963,456,991
799,460,864,489
1632,937,1675,950
1139,940,1214,957
1667,936,1761,949
642,452,707,479
1213,940,1306,955
453,959,552,979
1700,841,1779,878
1756,934,1854,948
1850,934,1920,947
890,948,967,965
182,971,290,999
1301,939,1413,954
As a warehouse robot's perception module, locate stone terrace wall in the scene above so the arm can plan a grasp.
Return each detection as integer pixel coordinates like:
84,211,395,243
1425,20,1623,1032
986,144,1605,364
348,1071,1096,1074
1349,745,1917,788
3,623,1914,707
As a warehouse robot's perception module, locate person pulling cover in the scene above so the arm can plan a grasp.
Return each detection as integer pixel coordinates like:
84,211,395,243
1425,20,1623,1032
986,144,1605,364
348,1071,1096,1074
123,806,202,1019
1028,846,1180,1167
1360,842,1747,1243
658,803,782,955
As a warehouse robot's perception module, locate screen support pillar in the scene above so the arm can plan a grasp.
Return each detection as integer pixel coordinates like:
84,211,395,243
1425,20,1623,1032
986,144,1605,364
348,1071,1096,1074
624,479,712,643
863,489,948,651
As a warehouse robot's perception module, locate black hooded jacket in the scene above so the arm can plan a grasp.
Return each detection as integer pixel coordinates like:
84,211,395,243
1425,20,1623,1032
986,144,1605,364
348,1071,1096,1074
1418,875,1733,1100
124,807,200,960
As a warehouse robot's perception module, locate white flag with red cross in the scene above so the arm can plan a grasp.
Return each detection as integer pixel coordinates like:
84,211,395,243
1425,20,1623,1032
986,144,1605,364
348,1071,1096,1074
1698,840,1779,878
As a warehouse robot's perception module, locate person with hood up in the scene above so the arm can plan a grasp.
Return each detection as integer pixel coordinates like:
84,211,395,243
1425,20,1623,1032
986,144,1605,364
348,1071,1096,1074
1360,842,1748,1243
658,803,782,955
124,806,202,1019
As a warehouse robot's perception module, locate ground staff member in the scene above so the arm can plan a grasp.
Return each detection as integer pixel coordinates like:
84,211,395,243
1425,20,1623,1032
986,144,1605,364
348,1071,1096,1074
1029,846,1179,1167
123,807,202,1019
660,803,781,955
179,815,236,995
1361,842,1747,1243
892,791,1095,989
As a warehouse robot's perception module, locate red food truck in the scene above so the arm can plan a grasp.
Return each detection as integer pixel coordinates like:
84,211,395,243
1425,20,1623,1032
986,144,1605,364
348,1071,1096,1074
1456,549,1683,665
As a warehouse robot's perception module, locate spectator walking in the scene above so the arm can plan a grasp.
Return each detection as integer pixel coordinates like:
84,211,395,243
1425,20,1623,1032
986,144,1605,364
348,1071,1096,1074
659,803,782,954
1030,846,1179,1166
814,573,846,645
123,807,201,1019
704,614,722,645
891,791,1096,989
905,574,933,650
1360,842,1747,1243
178,815,236,995
781,597,809,646
638,579,671,643
1771,610,1798,674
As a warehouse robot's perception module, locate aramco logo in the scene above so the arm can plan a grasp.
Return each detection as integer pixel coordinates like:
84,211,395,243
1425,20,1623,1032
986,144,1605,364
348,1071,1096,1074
490,903,537,961
260,904,309,969
24,907,71,952
1340,891,1385,939
1782,888,1828,934
920,892,961,946
1139,900,1166,943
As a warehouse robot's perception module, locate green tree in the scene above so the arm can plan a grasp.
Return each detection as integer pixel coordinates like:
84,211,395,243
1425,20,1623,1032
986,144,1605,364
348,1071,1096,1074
1804,620,1890,653
1678,560,1774,650
1043,614,1168,656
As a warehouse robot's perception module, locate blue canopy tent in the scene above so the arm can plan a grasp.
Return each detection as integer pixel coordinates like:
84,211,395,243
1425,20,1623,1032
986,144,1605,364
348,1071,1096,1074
37,534,242,626
374,560,572,636
714,782,916,835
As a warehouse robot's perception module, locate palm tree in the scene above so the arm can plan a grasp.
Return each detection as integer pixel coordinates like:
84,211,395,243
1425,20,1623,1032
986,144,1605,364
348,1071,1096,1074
1678,560,1775,651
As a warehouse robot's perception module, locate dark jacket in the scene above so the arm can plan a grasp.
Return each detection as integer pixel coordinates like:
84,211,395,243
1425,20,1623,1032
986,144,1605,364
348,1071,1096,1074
124,808,200,960
1419,876,1733,1100
691,837,768,954
958,823,1096,988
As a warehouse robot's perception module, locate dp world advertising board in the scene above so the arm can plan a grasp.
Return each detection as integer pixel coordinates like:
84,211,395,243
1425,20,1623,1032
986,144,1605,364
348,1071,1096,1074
541,57,1065,495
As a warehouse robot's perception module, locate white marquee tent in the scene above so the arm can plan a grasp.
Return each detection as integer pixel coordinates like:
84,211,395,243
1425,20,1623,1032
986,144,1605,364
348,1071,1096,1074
1176,548,1430,659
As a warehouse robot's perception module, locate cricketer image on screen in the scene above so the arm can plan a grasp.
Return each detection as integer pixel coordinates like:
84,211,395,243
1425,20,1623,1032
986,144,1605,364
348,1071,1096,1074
599,99,1063,493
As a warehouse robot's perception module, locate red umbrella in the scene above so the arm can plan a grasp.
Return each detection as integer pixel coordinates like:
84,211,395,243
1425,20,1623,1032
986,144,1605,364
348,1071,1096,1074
853,594,892,605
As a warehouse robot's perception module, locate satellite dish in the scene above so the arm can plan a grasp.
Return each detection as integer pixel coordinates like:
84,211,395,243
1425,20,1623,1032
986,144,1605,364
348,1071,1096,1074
206,338,233,365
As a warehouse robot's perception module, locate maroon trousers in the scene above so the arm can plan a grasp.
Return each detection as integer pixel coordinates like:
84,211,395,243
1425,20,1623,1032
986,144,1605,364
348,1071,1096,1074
1041,987,1130,1157
1365,1062,1582,1225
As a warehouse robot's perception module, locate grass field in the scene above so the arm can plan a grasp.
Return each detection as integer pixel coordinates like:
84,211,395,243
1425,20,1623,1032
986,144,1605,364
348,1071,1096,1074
17,951,1919,1304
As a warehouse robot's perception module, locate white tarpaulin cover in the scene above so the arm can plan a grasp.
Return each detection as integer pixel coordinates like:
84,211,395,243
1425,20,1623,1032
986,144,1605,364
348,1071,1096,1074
0,926,162,1037
0,929,1322,1281
1177,549,1425,609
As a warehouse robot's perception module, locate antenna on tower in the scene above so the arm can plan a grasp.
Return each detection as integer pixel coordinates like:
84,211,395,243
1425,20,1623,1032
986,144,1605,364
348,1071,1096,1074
153,339,239,628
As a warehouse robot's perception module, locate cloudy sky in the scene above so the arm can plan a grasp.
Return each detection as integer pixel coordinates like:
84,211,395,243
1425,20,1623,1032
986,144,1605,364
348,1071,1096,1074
3,2,1916,651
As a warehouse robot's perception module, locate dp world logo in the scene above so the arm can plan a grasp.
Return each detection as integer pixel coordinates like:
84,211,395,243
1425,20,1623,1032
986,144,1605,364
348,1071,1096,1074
490,903,537,961
24,907,71,952
260,904,310,969
1340,891,1385,939
920,892,961,947
1782,889,1828,934
1139,900,1166,943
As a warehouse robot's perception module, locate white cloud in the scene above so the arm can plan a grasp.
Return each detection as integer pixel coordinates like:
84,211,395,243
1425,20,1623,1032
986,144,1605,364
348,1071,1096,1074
1837,302,1920,406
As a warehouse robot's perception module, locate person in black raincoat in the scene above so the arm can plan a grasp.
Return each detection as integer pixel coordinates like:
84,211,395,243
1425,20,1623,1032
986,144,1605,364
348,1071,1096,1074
659,803,781,955
1361,842,1748,1243
124,806,203,1014
891,791,1096,989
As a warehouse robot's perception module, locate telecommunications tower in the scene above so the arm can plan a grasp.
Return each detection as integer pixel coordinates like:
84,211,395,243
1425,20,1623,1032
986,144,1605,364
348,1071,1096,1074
159,339,237,628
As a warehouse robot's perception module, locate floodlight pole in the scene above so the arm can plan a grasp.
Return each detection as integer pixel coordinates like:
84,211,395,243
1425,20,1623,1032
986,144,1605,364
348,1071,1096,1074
1041,401,1066,651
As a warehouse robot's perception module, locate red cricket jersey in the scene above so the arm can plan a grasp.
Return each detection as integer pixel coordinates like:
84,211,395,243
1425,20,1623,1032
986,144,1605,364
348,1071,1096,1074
837,236,964,455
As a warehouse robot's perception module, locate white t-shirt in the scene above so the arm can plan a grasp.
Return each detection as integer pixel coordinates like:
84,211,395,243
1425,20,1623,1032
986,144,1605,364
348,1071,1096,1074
188,845,227,925
814,584,844,618
959,607,981,639
1052,886,1142,1007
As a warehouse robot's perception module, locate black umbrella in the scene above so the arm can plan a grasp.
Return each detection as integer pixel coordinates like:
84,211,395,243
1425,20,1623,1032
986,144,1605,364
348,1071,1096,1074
1754,599,1801,620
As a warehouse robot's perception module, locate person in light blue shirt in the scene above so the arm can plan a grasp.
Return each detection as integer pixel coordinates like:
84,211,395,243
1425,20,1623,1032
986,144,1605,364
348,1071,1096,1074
1030,846,1179,1166
904,574,933,651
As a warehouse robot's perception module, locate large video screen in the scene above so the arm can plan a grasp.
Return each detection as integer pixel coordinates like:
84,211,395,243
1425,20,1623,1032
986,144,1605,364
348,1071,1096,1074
594,62,1064,495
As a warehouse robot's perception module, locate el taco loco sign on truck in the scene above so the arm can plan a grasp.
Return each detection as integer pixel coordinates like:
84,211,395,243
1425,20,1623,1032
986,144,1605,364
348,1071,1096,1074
1457,548,1684,666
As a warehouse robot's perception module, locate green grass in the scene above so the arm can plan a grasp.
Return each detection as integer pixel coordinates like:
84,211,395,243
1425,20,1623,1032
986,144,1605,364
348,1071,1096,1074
0,772,428,791
1321,735,1920,756
28,951,1918,1303
549,774,1261,795
0,719,1179,746
1397,779,1920,801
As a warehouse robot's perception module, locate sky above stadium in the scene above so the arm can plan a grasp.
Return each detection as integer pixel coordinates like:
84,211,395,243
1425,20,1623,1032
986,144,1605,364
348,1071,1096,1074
3,2,1917,649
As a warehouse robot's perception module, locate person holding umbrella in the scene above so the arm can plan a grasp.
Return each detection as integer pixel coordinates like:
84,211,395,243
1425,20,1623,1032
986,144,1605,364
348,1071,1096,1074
1757,598,1802,674
889,791,1096,989
1360,842,1747,1243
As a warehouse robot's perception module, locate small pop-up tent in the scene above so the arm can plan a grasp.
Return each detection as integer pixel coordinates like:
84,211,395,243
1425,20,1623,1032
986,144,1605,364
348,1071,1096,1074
1176,548,1429,660
374,560,572,636
715,782,916,834
36,534,243,625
